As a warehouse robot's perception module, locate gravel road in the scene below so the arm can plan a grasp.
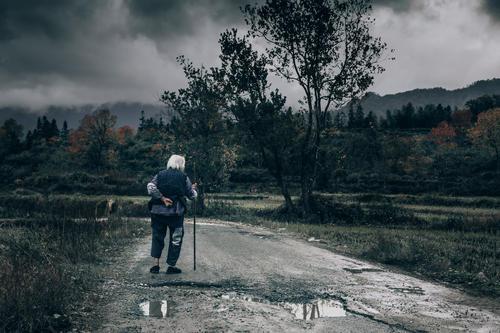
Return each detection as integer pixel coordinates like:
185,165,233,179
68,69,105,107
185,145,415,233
92,219,500,332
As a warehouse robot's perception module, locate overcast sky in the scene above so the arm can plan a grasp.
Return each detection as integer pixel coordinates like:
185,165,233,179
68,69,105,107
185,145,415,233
1,0,499,110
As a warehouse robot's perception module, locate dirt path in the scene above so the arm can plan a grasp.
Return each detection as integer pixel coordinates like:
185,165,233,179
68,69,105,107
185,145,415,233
91,219,500,332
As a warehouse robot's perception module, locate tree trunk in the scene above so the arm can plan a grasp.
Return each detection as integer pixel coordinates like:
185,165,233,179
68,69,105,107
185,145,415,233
299,132,320,215
300,176,312,215
299,94,324,215
275,172,294,213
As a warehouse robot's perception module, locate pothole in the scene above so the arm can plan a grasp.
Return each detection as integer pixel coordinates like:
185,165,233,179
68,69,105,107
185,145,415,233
139,300,169,318
343,267,384,274
388,286,425,295
220,293,346,320
129,281,225,289
236,230,274,239
147,281,224,289
283,299,346,320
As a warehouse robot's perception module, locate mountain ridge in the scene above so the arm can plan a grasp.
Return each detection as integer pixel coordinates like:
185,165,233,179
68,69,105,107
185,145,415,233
2,78,500,131
344,78,500,115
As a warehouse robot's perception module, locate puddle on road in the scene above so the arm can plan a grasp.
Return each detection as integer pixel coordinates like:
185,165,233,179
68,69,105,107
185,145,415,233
283,300,346,320
236,230,273,239
388,286,425,295
139,300,169,318
222,293,271,304
343,267,384,274
221,293,346,320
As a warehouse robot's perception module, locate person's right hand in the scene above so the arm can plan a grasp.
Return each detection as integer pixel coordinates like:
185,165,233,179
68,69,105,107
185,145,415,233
161,197,173,206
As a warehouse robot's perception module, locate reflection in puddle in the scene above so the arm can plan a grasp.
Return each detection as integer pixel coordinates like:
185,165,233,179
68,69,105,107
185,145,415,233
220,293,346,320
283,300,346,320
139,300,168,318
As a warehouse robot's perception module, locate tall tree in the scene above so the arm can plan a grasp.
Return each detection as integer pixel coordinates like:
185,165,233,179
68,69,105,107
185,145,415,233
218,29,299,212
69,109,117,170
161,57,235,210
49,119,59,139
469,108,500,171
466,95,500,122
0,119,23,158
243,0,388,212
60,121,69,146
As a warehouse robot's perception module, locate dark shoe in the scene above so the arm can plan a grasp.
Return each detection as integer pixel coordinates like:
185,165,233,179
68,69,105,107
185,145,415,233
166,266,182,274
150,265,160,274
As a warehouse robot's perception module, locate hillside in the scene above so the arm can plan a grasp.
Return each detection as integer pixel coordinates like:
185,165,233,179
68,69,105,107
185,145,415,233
346,78,500,116
3,79,500,130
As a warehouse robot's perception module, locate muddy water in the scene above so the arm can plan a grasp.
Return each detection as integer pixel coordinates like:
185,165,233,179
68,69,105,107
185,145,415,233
283,300,346,320
221,293,346,321
139,300,169,318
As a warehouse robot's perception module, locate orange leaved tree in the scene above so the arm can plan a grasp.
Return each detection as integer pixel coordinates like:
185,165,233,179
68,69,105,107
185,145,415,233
429,121,457,147
469,108,500,171
69,109,117,170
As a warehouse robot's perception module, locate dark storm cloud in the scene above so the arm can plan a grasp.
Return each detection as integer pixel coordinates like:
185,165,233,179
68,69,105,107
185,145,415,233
371,0,414,12
124,0,252,39
0,0,257,108
0,0,97,40
482,0,500,21
1,0,500,111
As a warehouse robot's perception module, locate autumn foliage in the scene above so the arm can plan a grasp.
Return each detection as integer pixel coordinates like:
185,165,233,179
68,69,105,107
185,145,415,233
429,121,457,146
116,126,134,145
68,109,117,169
469,108,500,169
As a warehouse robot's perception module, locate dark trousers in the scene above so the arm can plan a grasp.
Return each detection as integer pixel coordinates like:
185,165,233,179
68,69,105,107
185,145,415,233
150,214,184,266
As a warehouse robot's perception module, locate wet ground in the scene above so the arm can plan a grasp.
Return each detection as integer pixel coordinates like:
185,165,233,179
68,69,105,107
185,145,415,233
88,219,500,332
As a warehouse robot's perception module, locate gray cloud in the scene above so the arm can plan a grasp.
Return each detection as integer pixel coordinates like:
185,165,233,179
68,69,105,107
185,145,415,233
482,0,500,21
124,0,251,39
0,0,500,113
0,0,98,41
0,0,254,109
371,0,414,12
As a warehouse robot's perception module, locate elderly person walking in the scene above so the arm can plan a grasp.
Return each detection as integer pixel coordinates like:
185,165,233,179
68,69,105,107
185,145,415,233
147,154,197,274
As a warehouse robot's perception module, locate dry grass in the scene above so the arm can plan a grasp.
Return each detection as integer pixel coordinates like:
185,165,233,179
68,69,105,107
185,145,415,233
0,205,148,332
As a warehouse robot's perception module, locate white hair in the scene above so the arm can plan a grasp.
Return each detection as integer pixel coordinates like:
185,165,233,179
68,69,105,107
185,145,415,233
167,154,185,171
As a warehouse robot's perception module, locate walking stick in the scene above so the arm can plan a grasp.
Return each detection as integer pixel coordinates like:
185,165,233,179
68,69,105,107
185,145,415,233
193,162,197,271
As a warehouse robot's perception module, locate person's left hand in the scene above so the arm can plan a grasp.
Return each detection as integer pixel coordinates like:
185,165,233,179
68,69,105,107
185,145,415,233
161,197,173,206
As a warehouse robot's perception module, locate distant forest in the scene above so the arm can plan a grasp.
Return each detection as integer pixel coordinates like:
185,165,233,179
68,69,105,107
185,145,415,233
345,78,500,116
336,94,500,130
1,93,499,200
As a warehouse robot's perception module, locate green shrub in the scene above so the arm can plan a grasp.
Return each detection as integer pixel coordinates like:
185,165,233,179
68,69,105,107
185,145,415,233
309,195,421,226
309,195,364,224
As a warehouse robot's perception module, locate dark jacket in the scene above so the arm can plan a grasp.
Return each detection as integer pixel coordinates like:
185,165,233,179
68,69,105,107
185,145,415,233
147,169,197,216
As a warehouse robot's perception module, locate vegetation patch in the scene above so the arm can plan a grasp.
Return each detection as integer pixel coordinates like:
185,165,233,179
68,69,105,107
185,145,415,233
0,203,148,332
